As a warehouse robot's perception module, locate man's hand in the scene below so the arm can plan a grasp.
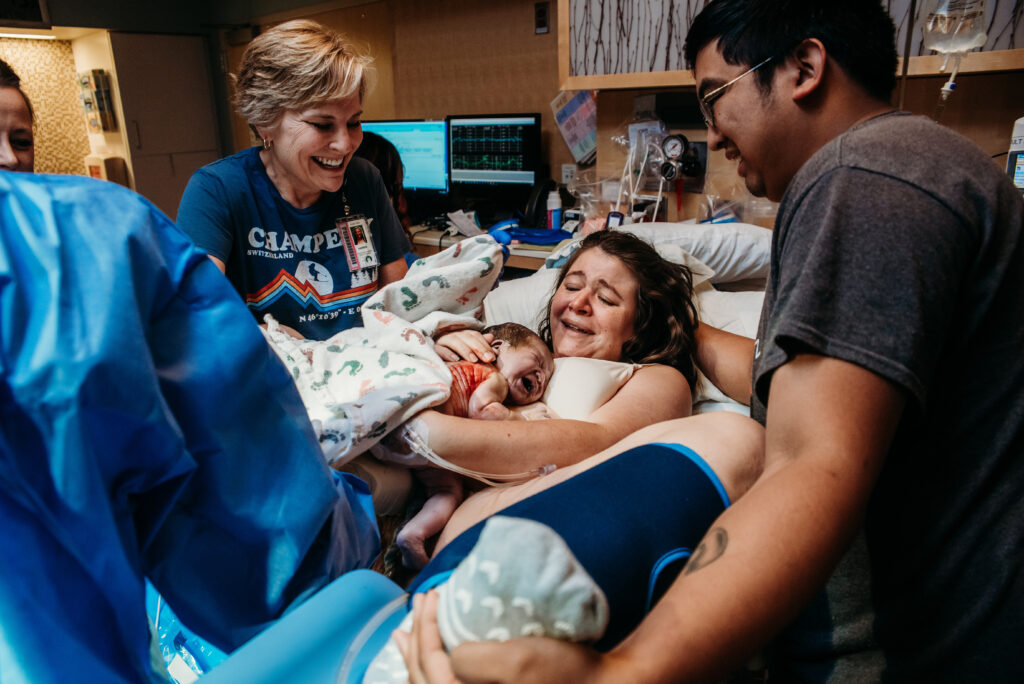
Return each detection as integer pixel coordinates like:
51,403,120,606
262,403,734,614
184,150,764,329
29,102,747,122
396,591,613,684
394,592,460,684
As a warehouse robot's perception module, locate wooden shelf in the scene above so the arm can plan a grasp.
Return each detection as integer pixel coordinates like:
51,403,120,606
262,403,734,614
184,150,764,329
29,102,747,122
558,0,1024,96
563,70,695,91
561,49,1024,91
411,229,551,271
897,48,1024,76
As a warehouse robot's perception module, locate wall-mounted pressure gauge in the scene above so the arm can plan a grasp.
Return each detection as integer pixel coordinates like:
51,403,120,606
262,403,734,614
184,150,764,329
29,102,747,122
662,134,687,160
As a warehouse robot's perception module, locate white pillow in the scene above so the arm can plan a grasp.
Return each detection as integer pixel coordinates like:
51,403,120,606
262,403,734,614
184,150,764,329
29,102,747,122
483,268,560,332
623,222,771,284
691,286,765,410
652,244,715,289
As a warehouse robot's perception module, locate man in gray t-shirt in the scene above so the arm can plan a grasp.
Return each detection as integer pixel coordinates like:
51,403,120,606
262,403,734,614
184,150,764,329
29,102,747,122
681,3,1024,682
751,110,1024,682
393,2,1024,683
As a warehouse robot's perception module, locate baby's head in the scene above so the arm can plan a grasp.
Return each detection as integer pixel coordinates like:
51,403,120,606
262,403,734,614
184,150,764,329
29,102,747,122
483,322,554,406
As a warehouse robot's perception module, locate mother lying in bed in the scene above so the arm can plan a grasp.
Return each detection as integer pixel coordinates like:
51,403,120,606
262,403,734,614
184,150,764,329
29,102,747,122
367,231,764,681
410,229,763,542
412,229,707,476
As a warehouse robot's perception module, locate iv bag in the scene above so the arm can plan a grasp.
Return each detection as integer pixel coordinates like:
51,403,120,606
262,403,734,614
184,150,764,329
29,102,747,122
922,0,989,54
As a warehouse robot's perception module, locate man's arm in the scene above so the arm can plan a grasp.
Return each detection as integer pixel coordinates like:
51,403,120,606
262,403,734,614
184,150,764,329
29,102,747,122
406,354,905,683
604,354,905,682
696,322,756,405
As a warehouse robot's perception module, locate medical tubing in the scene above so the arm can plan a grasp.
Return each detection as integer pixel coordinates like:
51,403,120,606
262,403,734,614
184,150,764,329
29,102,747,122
400,424,557,487
935,52,962,122
615,152,631,213
652,174,666,221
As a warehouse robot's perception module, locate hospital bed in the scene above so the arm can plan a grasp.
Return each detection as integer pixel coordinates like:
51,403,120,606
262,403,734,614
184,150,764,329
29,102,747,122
163,220,772,683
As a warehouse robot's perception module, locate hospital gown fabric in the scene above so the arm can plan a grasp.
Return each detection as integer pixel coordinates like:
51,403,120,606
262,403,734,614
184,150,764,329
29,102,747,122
0,172,379,684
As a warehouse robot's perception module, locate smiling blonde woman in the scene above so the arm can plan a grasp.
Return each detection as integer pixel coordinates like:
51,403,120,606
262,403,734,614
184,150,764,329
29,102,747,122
177,20,410,340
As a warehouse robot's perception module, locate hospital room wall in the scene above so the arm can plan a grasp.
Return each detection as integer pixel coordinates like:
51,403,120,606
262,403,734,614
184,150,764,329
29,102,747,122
0,37,91,175
593,71,1024,223
222,1,398,153
231,0,572,177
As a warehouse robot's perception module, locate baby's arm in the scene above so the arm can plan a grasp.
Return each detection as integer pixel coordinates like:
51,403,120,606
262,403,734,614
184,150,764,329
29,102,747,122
467,372,516,421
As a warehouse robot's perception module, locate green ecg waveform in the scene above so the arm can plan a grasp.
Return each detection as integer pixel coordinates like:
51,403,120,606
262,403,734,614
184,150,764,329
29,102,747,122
451,155,524,170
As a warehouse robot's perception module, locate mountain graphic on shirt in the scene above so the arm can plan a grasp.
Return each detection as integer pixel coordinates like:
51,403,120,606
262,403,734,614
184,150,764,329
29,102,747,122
246,268,377,312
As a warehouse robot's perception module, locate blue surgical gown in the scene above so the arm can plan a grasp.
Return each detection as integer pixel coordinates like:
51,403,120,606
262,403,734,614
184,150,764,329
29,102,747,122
0,172,379,683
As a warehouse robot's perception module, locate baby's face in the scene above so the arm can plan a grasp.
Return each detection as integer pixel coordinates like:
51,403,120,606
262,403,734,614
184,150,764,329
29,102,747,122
492,337,554,405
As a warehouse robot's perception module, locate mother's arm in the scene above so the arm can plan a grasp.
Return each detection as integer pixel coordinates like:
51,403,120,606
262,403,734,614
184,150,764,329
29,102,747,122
411,363,692,474
696,323,756,405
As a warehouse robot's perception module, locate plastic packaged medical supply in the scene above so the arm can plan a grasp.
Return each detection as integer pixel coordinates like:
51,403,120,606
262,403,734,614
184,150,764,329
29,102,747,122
547,189,563,230
922,0,988,54
920,0,989,118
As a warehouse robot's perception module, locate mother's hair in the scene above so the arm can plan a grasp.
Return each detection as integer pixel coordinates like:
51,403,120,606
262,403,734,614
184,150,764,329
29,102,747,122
234,19,373,128
0,59,33,121
538,230,699,387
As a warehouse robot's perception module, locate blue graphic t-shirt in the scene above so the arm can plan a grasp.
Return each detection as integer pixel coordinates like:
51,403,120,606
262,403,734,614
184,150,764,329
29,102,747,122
177,148,410,339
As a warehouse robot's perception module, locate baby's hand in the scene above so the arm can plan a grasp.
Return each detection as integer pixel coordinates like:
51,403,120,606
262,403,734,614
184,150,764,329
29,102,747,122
471,402,515,421
514,402,558,421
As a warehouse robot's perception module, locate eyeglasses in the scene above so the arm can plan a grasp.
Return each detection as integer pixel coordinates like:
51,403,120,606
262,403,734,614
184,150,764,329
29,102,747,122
698,56,774,130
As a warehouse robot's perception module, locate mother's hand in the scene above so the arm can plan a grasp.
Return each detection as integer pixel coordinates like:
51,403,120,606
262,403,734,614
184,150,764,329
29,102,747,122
433,329,495,363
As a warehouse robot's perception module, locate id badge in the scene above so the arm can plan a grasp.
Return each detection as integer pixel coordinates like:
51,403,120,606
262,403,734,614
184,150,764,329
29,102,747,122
337,216,378,270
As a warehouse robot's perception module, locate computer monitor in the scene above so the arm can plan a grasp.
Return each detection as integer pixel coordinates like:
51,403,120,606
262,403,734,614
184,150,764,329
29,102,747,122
447,113,542,187
360,119,449,193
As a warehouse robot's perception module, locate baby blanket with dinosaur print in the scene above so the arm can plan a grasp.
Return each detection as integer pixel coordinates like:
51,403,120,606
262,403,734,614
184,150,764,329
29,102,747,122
261,236,503,466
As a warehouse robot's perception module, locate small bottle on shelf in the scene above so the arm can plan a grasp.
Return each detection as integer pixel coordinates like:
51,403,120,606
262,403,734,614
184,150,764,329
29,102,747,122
546,190,562,230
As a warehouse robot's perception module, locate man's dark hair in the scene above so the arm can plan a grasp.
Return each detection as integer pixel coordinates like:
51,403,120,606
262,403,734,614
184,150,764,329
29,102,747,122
684,0,898,102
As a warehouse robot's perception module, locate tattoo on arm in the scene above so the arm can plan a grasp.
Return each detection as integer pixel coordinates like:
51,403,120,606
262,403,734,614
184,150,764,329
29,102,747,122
684,527,728,575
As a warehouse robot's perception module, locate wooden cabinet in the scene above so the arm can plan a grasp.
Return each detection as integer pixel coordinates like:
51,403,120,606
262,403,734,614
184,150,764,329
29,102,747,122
110,32,221,219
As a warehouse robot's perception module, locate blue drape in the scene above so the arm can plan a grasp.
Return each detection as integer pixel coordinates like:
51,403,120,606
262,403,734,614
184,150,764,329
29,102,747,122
0,172,378,683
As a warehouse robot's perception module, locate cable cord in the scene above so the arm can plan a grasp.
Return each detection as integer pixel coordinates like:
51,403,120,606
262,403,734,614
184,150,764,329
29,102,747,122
399,424,556,487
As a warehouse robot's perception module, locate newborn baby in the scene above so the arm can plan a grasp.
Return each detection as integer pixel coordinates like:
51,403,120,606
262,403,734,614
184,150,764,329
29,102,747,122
439,321,553,420
397,322,555,569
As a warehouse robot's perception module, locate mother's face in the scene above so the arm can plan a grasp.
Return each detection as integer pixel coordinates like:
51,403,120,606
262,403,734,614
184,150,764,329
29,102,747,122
549,247,638,361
